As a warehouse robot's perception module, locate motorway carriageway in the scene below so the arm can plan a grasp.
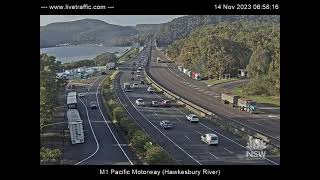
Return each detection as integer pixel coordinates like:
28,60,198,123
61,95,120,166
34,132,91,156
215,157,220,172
63,75,137,165
114,47,279,165
148,49,280,143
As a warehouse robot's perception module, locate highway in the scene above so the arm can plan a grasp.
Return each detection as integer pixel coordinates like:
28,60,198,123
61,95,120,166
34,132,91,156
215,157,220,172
149,49,280,143
114,45,279,165
63,75,137,165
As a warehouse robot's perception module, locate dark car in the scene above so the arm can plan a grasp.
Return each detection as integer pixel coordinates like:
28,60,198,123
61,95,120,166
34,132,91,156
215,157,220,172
140,80,144,84
101,72,107,75
131,71,134,74
90,101,97,109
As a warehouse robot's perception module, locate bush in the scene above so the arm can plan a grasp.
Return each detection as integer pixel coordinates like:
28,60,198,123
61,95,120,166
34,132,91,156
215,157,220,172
107,99,118,111
119,117,138,137
144,146,172,165
130,130,150,154
112,106,125,123
40,147,61,162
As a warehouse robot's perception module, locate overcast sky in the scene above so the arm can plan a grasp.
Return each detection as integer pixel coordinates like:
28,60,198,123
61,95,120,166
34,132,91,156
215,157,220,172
40,15,184,26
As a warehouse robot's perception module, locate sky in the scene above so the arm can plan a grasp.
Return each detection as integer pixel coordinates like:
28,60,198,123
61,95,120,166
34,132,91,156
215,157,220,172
40,15,184,26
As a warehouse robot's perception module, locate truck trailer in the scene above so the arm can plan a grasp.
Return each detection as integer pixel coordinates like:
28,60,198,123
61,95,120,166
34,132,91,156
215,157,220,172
221,93,240,107
124,82,132,92
66,109,84,144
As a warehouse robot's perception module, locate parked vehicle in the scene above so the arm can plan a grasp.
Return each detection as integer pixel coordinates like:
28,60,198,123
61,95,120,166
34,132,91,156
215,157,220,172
132,83,139,88
140,80,144,84
78,93,85,98
186,114,199,122
201,133,218,145
160,120,173,129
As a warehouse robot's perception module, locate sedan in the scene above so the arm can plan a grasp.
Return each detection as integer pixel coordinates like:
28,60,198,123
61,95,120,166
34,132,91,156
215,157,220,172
160,120,173,129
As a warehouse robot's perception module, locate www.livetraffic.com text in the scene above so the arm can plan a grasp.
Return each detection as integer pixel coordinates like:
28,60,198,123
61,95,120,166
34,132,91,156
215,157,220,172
43,4,113,10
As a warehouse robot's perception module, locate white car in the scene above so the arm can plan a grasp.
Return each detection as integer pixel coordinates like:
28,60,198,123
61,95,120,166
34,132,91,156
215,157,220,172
147,86,155,93
135,98,145,106
151,101,159,107
160,120,173,129
132,83,139,88
186,114,199,122
201,133,218,145
136,70,141,73
78,93,85,98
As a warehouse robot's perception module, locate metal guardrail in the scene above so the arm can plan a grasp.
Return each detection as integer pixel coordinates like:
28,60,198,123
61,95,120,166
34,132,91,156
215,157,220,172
145,47,280,150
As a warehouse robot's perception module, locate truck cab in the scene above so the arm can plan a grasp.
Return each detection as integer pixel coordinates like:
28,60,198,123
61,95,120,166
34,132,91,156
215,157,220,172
201,133,218,145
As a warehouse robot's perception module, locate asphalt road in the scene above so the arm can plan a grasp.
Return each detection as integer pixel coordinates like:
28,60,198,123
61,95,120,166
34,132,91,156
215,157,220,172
63,75,137,165
149,49,280,143
113,46,279,165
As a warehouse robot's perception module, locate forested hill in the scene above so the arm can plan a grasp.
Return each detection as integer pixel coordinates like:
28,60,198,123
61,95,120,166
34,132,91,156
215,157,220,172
40,19,138,48
155,15,279,47
165,20,280,96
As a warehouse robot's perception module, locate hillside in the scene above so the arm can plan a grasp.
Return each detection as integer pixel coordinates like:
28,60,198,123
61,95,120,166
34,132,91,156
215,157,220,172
40,19,138,48
154,15,280,47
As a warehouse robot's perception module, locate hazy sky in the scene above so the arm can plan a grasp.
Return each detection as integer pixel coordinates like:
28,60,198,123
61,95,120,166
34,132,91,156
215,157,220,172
40,15,184,26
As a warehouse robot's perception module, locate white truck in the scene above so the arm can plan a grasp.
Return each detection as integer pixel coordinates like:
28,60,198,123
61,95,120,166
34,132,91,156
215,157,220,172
201,133,219,145
67,109,84,144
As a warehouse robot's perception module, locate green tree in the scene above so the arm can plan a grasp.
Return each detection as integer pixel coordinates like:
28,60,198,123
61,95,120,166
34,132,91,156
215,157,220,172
144,146,171,165
130,130,150,154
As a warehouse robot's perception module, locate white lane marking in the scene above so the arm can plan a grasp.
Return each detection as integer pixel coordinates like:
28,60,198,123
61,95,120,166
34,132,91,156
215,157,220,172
209,152,219,159
199,122,278,165
176,118,181,122
194,131,202,135
251,121,264,126
261,107,280,110
41,122,68,129
88,76,103,92
113,144,128,146
74,98,100,165
185,135,191,141
96,76,133,165
268,115,280,118
120,79,201,165
151,91,278,165
224,147,233,154
91,121,112,123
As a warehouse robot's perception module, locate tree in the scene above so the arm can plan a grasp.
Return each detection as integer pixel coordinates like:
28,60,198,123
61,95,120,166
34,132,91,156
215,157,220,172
130,130,150,154
144,146,171,165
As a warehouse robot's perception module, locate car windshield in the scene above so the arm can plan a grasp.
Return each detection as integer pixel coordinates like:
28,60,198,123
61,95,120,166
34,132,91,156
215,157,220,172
210,137,217,140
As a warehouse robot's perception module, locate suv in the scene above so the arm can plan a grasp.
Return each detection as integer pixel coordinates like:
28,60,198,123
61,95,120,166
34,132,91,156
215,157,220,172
186,114,199,122
160,100,170,107
160,120,173,129
135,99,145,106
78,93,85,98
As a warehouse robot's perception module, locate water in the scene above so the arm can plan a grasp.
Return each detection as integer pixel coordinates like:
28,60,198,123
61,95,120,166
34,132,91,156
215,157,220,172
40,44,131,63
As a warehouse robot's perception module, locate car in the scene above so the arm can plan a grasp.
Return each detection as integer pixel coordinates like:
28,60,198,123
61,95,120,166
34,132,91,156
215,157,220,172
160,100,170,107
90,101,98,109
136,70,141,73
132,83,139,88
147,86,155,93
101,71,107,75
140,80,144,84
131,77,134,81
201,133,218,145
135,98,145,106
186,114,199,122
138,67,142,70
78,93,85,98
151,101,159,107
131,71,134,74
136,74,142,77
160,120,173,129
